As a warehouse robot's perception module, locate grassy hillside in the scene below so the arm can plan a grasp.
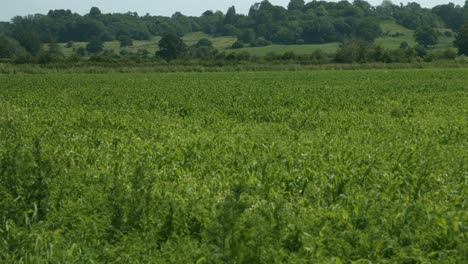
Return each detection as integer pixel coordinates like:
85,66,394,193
433,29,457,51
228,21,455,56
375,21,418,49
182,32,236,50
230,43,340,56
376,20,456,51
57,33,237,57
53,21,456,57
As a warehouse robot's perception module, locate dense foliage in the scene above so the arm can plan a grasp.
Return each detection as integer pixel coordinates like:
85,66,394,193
414,26,439,47
0,70,467,262
156,32,188,61
455,20,468,55
0,0,467,60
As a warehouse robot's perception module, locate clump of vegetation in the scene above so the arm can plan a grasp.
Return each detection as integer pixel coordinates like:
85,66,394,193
118,35,133,47
414,26,438,47
156,32,187,61
231,40,244,49
454,20,468,56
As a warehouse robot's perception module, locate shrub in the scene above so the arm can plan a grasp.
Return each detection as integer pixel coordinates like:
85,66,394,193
231,40,244,49
119,35,133,47
86,37,104,53
76,47,86,56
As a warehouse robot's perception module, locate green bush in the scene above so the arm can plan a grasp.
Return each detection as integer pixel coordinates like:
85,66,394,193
231,40,244,49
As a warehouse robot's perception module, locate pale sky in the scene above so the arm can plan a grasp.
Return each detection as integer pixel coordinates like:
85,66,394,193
0,0,465,22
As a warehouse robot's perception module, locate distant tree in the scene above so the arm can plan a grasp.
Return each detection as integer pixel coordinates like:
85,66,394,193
195,38,213,48
15,31,42,56
432,3,464,31
156,32,187,61
171,12,184,19
89,7,102,17
454,21,468,55
281,51,296,60
250,37,272,47
302,18,336,44
414,26,438,47
223,24,238,36
463,2,468,23
0,35,24,58
399,41,409,49
66,16,108,42
99,31,114,42
415,44,427,57
355,19,382,41
86,37,104,53
288,0,305,11
47,9,72,18
394,2,440,29
76,47,86,56
353,0,372,13
315,5,329,17
272,27,298,44
119,35,133,47
335,39,374,63
47,41,62,56
231,40,244,49
342,5,364,17
139,49,150,57
38,46,64,64
237,29,256,44
377,0,396,17
189,38,217,59
224,6,237,25
202,10,214,16
380,0,393,8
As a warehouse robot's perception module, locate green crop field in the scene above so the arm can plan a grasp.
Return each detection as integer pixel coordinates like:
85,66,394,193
0,69,467,263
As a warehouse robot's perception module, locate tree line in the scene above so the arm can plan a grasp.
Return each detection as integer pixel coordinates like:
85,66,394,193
0,0,468,60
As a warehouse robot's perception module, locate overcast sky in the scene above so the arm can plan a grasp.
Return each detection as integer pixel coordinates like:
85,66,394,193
0,0,465,22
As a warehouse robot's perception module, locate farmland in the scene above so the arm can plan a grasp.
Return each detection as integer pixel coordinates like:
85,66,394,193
0,69,467,263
